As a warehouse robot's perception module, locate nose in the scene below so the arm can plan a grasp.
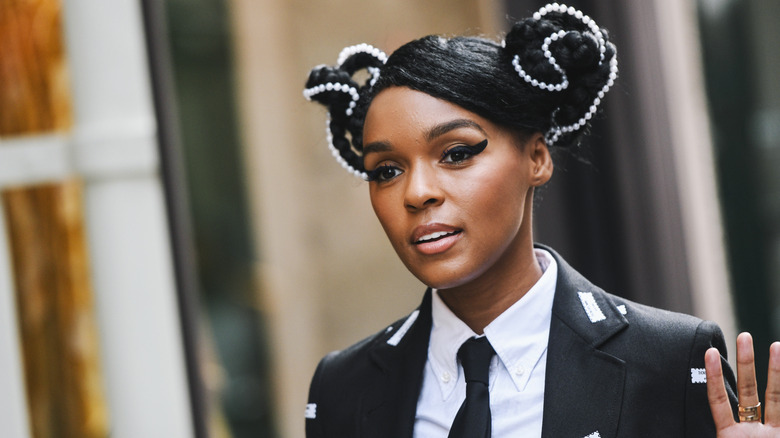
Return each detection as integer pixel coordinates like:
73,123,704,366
404,165,443,211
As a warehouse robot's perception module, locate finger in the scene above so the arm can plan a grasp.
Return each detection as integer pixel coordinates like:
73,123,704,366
736,332,760,409
706,347,736,430
765,342,780,426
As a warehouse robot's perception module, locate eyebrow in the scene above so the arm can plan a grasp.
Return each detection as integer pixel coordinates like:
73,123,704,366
425,119,487,141
362,140,393,156
362,118,487,156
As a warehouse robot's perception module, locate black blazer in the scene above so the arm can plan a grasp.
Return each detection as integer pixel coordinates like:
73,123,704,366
305,247,737,437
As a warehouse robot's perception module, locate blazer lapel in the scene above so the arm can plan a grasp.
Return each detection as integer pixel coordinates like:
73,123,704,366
541,250,628,438
359,289,432,438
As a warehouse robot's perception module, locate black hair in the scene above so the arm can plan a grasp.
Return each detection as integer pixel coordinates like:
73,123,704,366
304,5,617,176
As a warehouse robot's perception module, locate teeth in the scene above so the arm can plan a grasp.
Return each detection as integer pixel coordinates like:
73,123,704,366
417,231,454,243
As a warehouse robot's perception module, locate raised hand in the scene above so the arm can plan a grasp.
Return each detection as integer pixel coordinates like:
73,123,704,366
705,332,780,436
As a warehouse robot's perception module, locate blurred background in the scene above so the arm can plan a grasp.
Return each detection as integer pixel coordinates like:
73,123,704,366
0,0,777,437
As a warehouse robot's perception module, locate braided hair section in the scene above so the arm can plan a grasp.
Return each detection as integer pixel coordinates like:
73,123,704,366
504,3,618,146
303,44,387,179
303,4,619,178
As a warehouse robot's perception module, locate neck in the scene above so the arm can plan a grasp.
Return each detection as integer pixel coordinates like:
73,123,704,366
437,199,542,334
438,246,542,334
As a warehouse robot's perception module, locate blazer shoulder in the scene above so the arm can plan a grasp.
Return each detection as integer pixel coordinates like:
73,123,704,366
610,294,702,330
599,292,723,354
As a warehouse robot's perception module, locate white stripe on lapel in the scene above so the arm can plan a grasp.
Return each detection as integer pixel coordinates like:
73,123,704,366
305,403,317,419
387,310,419,346
691,368,707,383
578,292,607,323
617,304,627,315
583,432,601,438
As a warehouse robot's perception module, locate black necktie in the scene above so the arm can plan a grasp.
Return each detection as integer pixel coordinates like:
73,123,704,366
448,336,495,438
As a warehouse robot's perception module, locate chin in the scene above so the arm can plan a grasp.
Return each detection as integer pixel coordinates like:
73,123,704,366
408,264,480,291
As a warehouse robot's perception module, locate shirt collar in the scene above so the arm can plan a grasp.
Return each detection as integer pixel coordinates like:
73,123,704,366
428,248,558,399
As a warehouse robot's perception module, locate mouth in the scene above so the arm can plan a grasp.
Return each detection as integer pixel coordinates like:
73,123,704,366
411,223,463,255
414,230,462,244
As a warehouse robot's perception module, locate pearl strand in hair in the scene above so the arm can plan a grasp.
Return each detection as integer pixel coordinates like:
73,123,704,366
545,54,618,145
326,115,367,179
303,80,361,116
512,29,570,92
509,3,618,145
302,84,366,177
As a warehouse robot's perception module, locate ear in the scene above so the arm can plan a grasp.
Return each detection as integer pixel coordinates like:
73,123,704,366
527,132,553,186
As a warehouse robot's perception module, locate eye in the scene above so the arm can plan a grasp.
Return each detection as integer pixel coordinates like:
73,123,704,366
441,139,488,164
443,148,471,163
365,164,403,182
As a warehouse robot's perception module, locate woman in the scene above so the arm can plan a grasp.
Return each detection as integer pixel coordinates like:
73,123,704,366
302,4,779,437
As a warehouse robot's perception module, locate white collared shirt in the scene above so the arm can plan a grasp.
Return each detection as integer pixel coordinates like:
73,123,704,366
414,249,558,437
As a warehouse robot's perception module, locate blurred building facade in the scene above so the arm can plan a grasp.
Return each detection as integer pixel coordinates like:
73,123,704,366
0,0,777,437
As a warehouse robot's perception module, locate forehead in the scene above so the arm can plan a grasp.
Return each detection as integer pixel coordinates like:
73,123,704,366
363,87,492,143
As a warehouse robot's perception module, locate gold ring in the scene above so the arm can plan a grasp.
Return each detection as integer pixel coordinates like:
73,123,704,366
738,402,762,422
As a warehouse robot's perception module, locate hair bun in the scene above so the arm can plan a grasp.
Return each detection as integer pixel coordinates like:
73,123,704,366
504,3,618,145
303,44,388,178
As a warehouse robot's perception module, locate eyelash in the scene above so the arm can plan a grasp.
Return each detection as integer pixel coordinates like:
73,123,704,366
364,139,488,183
364,164,402,182
441,139,488,163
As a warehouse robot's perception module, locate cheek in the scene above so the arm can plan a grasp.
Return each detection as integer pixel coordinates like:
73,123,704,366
459,162,528,222
370,188,403,241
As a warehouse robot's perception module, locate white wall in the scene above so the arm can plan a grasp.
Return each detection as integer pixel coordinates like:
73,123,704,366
62,0,194,436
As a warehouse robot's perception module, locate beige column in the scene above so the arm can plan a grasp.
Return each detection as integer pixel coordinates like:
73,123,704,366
650,0,736,345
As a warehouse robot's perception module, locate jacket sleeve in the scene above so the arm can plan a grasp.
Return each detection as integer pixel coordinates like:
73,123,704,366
685,320,738,436
305,352,334,438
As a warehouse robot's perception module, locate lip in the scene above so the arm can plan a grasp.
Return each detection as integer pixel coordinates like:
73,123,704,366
411,223,462,255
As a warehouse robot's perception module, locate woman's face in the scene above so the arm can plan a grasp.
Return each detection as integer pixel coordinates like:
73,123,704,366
362,87,552,290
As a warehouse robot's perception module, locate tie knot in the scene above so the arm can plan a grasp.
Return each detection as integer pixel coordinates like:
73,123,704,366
457,336,495,385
